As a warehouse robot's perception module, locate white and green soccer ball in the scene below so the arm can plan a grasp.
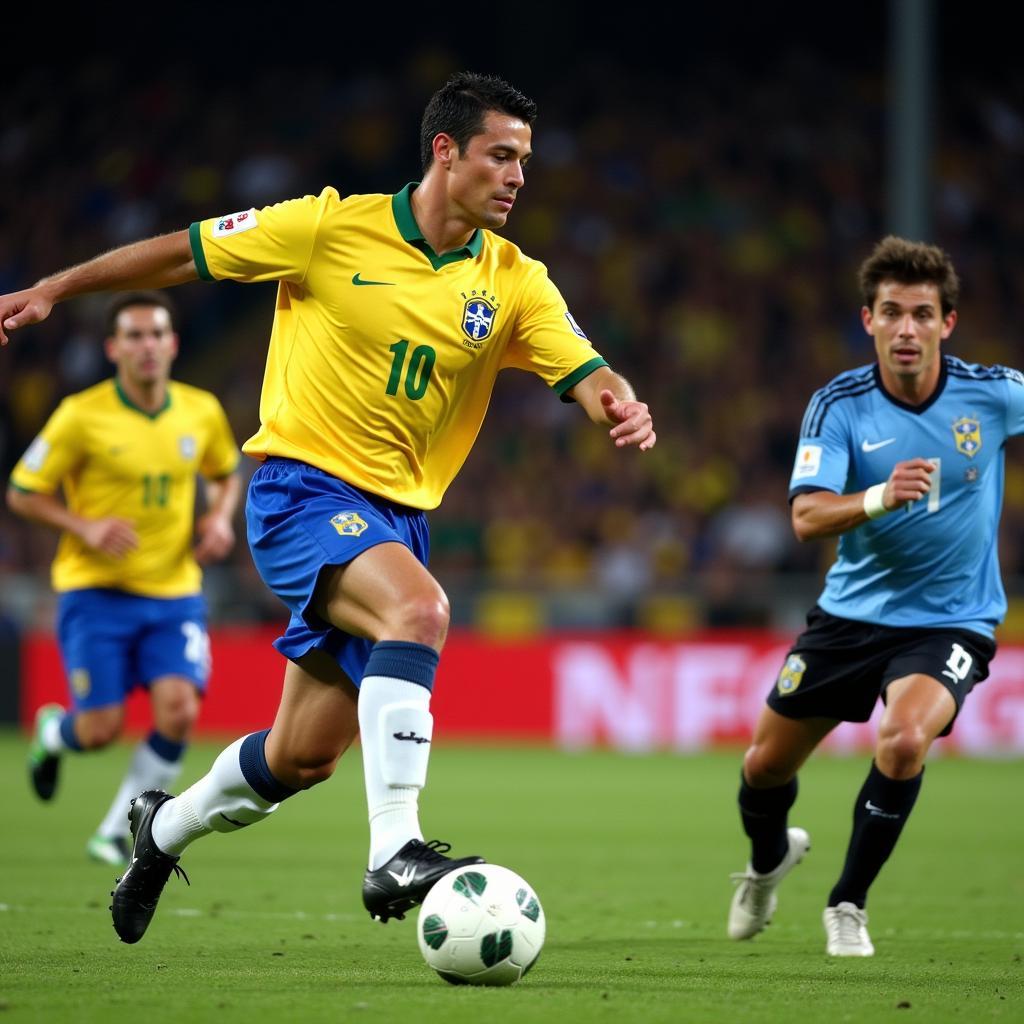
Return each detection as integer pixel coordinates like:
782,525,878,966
417,864,545,986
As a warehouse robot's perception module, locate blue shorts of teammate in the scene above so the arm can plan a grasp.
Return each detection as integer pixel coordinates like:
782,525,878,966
245,458,430,686
56,588,210,712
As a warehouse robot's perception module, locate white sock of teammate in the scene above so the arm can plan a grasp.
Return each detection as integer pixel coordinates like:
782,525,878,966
358,641,439,870
96,732,185,840
151,731,296,856
41,713,67,754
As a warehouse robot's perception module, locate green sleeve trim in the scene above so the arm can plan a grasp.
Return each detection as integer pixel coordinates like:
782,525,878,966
189,222,214,281
554,357,609,400
7,482,39,494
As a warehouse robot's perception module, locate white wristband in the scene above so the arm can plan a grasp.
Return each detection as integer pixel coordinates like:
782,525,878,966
863,483,890,520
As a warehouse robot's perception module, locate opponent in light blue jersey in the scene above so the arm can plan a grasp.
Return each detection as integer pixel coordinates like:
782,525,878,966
727,237,1012,959
790,356,1024,635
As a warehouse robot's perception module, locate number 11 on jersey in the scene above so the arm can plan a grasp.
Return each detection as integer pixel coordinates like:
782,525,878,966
904,457,941,514
926,457,941,513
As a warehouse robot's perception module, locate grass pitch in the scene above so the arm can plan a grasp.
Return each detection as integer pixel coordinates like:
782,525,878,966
1,731,1021,1023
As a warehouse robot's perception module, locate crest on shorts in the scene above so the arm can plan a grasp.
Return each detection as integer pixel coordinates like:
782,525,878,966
952,416,981,458
330,511,368,537
179,435,196,460
776,655,806,696
462,296,497,342
71,668,91,699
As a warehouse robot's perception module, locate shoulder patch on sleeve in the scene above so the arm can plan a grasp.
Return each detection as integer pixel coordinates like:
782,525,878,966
793,443,823,479
212,209,258,237
22,436,51,473
565,310,588,339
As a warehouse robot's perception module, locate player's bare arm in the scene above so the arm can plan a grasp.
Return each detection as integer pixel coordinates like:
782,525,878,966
791,458,935,542
568,367,656,451
6,487,139,558
193,473,241,565
0,231,196,345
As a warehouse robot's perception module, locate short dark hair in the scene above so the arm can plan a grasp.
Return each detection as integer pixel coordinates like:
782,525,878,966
858,236,960,315
106,290,177,336
419,72,537,173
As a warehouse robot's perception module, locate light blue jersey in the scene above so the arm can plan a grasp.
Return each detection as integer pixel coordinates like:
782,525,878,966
789,356,1024,635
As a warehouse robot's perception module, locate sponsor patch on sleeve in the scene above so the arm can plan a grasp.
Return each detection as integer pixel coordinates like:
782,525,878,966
565,311,588,339
792,443,822,479
212,208,258,238
22,436,50,473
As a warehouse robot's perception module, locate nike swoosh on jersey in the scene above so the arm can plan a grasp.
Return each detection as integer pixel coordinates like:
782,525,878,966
861,438,897,452
352,273,396,287
387,866,417,886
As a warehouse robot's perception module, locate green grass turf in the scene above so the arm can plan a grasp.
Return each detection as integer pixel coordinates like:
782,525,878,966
0,730,1021,1023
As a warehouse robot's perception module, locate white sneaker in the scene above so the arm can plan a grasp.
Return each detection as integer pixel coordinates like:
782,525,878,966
86,833,130,868
728,827,811,940
823,901,875,956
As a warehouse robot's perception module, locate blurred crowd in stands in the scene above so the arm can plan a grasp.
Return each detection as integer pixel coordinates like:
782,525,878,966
4,37,1024,631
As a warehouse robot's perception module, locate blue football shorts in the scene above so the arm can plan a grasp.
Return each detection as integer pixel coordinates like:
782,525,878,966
245,457,430,686
56,589,210,711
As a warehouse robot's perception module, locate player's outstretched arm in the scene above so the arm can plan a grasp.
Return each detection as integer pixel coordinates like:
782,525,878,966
791,458,935,541
6,487,138,558
568,367,656,451
0,230,197,345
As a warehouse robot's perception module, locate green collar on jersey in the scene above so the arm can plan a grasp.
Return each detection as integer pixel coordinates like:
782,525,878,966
392,182,483,270
114,377,171,419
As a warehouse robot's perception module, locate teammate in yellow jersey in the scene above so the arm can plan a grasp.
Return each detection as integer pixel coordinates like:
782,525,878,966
7,292,241,868
0,72,656,944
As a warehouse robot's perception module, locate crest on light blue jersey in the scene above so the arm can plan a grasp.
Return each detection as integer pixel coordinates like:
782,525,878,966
462,297,497,342
952,416,981,458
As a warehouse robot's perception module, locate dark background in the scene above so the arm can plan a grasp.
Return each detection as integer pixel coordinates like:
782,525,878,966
3,0,1023,630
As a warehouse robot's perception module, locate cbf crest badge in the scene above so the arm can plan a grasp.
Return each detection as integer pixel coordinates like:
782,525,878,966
462,296,497,342
776,655,806,696
952,417,981,458
330,511,368,537
179,435,196,460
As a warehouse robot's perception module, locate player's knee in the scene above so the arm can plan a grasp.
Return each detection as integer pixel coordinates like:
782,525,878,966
154,693,200,740
876,723,930,776
76,714,122,749
386,589,450,648
743,745,795,788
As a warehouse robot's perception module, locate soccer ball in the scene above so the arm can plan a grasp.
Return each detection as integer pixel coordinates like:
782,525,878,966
417,863,545,986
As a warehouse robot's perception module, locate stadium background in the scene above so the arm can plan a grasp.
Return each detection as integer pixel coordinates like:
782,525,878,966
3,2,1024,751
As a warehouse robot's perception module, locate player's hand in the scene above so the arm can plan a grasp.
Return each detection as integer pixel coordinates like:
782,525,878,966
193,512,235,564
0,288,55,345
883,458,935,510
601,389,656,451
79,517,139,558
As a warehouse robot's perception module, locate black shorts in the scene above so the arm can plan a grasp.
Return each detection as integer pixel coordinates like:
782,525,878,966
766,606,996,737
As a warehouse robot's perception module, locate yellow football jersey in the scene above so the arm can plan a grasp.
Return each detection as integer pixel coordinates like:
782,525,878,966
10,379,239,596
190,184,606,510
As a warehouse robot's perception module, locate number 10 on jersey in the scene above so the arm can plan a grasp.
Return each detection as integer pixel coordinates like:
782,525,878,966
386,340,436,401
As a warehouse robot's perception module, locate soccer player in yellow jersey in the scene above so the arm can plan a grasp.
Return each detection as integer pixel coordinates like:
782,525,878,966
0,73,656,943
7,292,241,868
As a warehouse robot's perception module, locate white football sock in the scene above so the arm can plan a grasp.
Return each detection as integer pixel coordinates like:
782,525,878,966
358,676,433,870
151,737,281,856
96,739,183,840
41,714,66,755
